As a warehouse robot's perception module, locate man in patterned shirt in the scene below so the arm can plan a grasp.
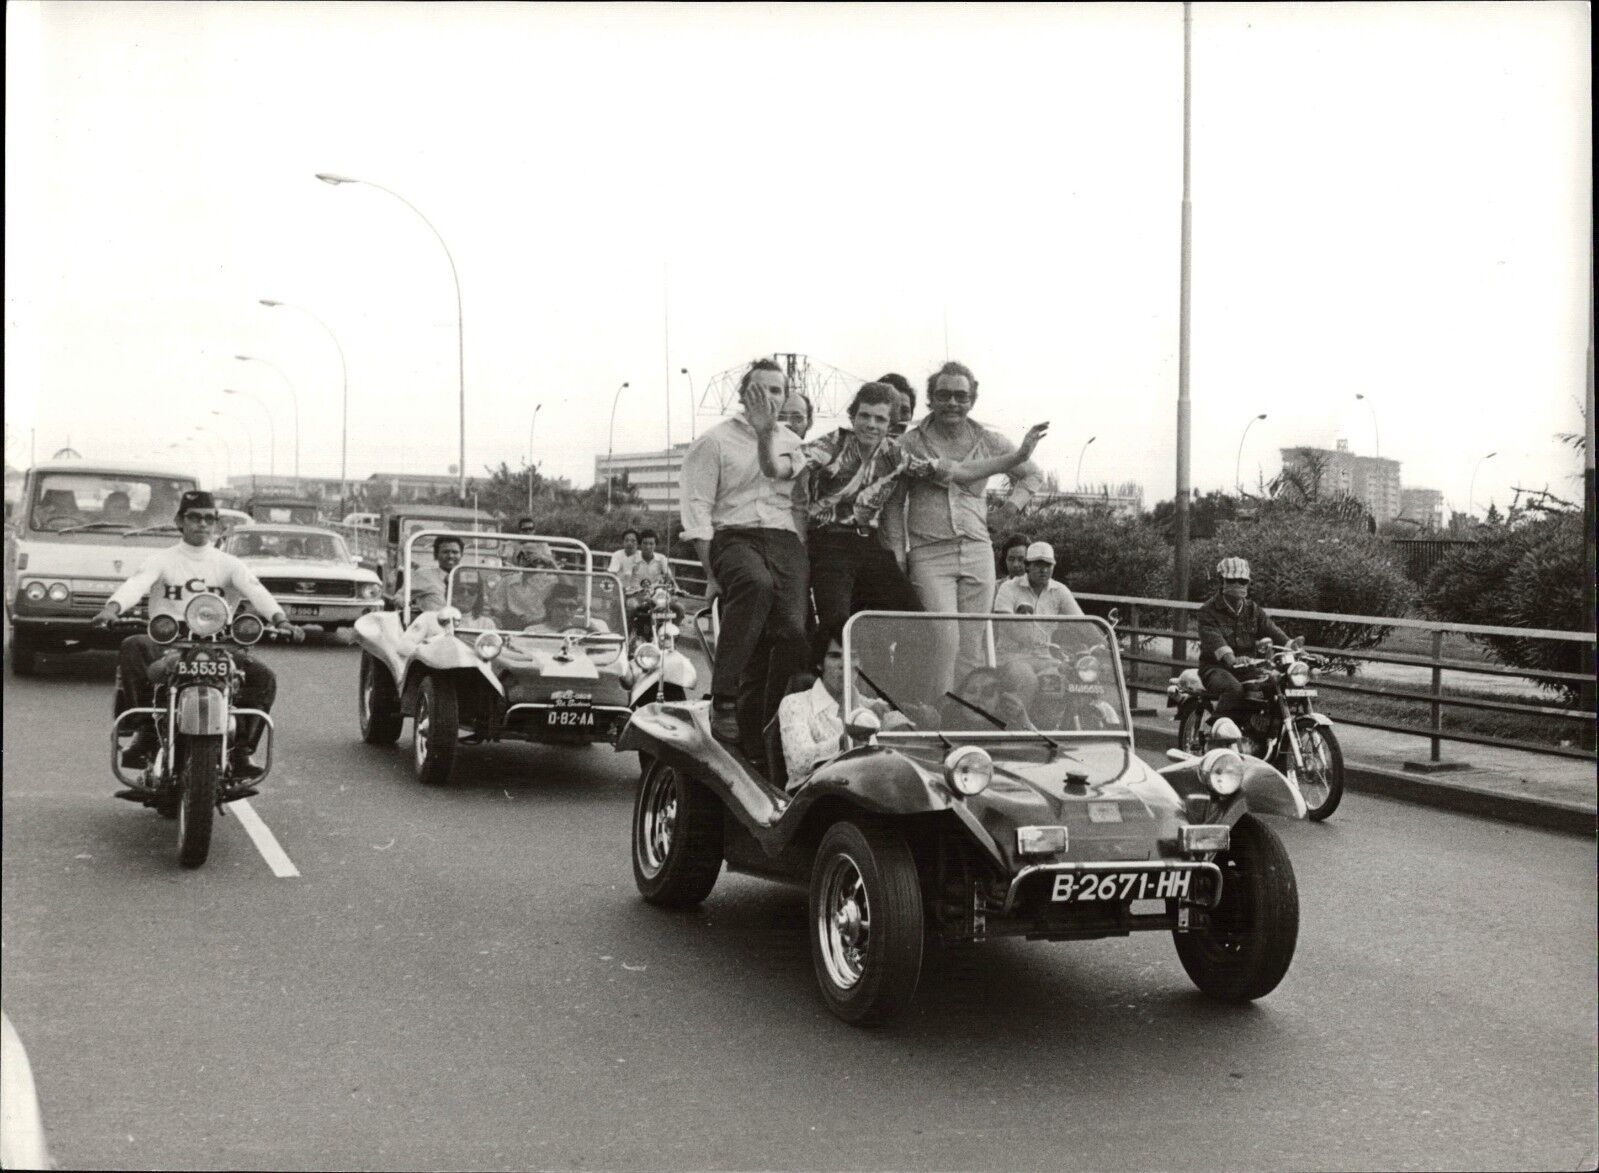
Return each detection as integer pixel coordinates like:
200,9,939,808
754,381,1048,634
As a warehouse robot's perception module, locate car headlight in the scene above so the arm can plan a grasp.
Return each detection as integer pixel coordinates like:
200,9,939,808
1199,748,1245,796
46,582,71,603
360,582,383,600
184,594,230,638
149,613,181,644
1287,660,1311,687
474,631,504,661
633,642,661,671
944,746,994,796
23,581,47,602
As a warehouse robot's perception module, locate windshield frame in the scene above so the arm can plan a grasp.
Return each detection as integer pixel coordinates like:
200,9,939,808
445,562,627,641
840,610,1134,744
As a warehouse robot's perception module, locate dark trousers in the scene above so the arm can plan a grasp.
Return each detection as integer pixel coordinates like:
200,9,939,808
808,529,922,635
710,528,810,749
1199,665,1249,725
117,634,277,752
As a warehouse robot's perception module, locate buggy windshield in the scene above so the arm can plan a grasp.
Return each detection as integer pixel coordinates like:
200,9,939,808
841,613,1129,738
446,564,626,638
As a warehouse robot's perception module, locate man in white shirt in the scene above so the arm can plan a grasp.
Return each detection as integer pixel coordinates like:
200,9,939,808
993,540,1084,657
90,490,294,779
607,529,641,579
778,623,905,786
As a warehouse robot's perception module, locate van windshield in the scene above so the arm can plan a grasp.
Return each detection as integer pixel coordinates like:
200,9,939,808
28,473,197,534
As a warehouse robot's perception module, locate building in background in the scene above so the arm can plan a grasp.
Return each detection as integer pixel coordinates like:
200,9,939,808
225,474,363,503
1032,485,1145,519
1399,487,1446,530
1279,440,1402,523
594,444,689,514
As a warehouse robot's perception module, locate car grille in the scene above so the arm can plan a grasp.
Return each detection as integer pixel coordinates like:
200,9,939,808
259,577,358,599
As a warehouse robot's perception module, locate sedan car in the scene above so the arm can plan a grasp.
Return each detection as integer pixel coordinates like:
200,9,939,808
223,524,383,631
623,611,1308,1025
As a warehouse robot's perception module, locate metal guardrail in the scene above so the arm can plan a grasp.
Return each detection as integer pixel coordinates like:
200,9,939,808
1073,592,1596,763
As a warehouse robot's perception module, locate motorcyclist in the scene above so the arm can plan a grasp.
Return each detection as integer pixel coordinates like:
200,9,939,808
90,490,293,780
1196,557,1290,736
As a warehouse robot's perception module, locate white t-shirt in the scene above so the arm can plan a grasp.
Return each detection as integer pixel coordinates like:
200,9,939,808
109,541,283,621
777,679,845,781
608,549,640,578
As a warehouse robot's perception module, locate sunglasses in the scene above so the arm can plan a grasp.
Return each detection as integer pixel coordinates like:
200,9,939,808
930,391,972,404
182,511,219,524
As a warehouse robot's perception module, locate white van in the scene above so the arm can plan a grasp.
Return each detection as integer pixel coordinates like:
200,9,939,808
7,460,201,675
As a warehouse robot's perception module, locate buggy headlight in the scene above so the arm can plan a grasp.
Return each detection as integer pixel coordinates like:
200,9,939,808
149,613,181,644
46,582,71,603
944,746,993,796
1287,660,1311,687
1200,748,1245,796
23,581,47,602
633,641,661,671
474,631,504,661
184,594,229,637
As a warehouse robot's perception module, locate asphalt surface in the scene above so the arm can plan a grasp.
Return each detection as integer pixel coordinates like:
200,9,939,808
3,640,1596,1172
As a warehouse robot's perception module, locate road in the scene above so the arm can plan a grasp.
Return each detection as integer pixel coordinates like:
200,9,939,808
3,640,1595,1172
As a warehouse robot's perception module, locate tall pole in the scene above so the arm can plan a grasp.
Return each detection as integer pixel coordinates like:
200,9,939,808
1076,436,1096,489
681,368,696,441
1355,392,1380,457
1468,451,1497,518
221,388,276,478
663,263,672,471
210,413,255,492
316,173,465,501
1173,2,1195,613
606,381,630,511
259,300,347,505
193,426,232,489
234,354,298,488
526,403,542,514
1582,224,1595,735
1235,413,1267,495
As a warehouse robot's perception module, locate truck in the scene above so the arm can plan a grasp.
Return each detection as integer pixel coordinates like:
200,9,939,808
347,502,500,593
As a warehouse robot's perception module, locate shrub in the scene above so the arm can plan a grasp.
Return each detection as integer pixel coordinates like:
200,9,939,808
1422,511,1589,701
1026,509,1172,600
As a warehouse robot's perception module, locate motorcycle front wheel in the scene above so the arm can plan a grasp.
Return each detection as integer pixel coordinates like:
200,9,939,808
1293,724,1345,821
177,735,221,868
1177,707,1208,755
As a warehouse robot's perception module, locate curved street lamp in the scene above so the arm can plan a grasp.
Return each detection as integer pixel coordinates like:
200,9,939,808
1235,413,1268,495
605,382,631,510
681,367,696,441
1468,451,1498,519
316,172,465,501
1076,436,1096,490
258,299,347,500
234,353,298,487
221,388,276,478
1355,393,1380,457
526,402,543,513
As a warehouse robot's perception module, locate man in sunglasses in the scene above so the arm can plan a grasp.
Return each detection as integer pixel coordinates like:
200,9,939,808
90,490,296,779
1196,556,1291,733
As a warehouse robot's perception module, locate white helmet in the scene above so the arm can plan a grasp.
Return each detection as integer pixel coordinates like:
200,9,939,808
1216,557,1251,581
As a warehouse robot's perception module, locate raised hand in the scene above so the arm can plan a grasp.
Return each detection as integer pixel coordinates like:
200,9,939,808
1016,422,1050,461
742,384,778,433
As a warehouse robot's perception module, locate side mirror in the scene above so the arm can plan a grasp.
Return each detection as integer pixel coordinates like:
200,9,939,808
1106,606,1121,628
845,707,882,743
1209,717,1243,747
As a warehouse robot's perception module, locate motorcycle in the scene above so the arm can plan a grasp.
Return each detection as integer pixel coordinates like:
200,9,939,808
108,594,301,867
1167,639,1345,821
626,586,697,706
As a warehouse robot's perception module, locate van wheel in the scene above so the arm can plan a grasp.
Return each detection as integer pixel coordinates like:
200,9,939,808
8,630,40,677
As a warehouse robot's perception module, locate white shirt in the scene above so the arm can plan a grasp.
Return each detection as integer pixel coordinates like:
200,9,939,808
626,552,676,594
109,541,282,621
679,415,803,542
994,576,1084,659
608,549,639,578
777,679,845,781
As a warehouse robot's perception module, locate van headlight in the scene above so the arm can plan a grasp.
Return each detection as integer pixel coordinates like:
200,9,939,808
184,594,230,638
1287,660,1311,687
944,746,994,796
474,631,504,661
23,581,47,602
46,582,71,603
1199,748,1245,796
633,642,661,671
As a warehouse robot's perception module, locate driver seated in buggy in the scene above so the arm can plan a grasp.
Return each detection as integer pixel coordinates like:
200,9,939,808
522,582,611,636
774,623,906,789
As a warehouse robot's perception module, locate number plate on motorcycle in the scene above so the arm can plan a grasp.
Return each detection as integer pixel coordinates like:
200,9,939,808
1283,688,1317,697
1050,870,1192,903
176,660,229,677
1067,683,1105,695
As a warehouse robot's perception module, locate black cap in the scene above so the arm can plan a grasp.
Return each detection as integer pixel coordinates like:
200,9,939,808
176,490,216,518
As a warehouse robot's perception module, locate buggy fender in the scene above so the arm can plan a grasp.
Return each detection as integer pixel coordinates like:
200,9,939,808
620,701,783,828
1161,755,1308,821
176,685,228,735
410,631,504,695
659,650,697,690
1294,712,1334,729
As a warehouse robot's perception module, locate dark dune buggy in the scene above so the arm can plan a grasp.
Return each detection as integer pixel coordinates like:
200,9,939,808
621,610,1309,1025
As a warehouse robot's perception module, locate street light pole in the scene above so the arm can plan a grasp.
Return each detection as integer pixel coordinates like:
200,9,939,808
316,172,465,501
209,412,256,493
1235,413,1268,495
1172,0,1195,607
1076,436,1096,489
1355,392,1380,457
258,300,347,504
221,388,276,479
527,403,543,514
192,426,232,489
606,381,631,511
1468,451,1497,519
234,354,298,488
681,368,696,441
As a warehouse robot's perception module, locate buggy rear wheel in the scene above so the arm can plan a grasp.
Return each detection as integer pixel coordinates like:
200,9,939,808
632,760,722,907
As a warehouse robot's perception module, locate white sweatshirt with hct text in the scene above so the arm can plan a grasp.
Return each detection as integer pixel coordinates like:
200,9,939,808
108,542,283,621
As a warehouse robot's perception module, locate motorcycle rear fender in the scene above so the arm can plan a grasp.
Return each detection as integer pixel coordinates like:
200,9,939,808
1294,712,1334,729
176,685,227,735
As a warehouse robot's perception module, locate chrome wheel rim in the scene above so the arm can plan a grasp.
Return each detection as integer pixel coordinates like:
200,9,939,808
360,663,374,726
818,852,870,991
414,690,430,772
637,768,678,878
1297,732,1331,809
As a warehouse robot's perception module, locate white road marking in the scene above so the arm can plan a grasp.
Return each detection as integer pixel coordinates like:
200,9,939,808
1,1011,52,1171
231,799,300,877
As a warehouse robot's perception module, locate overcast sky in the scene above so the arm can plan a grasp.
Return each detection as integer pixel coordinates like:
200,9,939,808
4,1,1590,518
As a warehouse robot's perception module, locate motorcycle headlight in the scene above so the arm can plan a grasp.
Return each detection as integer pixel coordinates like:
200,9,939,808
360,582,383,600
944,746,994,797
149,613,181,644
633,642,661,671
46,582,70,603
658,622,678,653
1199,748,1245,796
23,581,47,602
232,612,265,645
184,594,229,638
474,631,504,661
1074,654,1099,684
652,587,672,610
1287,660,1311,687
